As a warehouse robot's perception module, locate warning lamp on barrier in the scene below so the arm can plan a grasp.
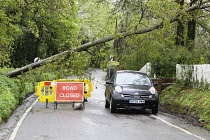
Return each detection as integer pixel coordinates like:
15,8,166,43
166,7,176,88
44,82,51,86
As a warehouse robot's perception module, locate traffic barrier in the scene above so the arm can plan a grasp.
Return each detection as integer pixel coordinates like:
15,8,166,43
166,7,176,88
35,79,94,109
35,81,56,108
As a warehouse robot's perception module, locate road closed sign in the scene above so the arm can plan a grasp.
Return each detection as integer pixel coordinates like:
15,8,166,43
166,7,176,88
55,82,84,102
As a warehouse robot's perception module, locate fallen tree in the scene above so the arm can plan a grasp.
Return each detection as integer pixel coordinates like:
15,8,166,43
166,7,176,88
4,1,210,78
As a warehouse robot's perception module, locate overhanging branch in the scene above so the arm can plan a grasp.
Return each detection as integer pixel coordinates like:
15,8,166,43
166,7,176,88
4,1,210,78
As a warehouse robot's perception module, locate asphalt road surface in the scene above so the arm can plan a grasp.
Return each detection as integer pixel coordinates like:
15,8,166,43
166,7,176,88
1,69,210,140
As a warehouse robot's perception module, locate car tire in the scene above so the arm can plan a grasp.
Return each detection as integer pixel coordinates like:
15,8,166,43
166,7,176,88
105,99,110,108
151,104,158,114
110,97,116,113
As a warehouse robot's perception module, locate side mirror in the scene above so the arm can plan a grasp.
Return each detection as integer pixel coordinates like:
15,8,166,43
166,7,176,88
106,81,113,85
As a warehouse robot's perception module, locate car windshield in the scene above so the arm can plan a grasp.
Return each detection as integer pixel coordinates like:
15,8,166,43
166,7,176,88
115,72,152,86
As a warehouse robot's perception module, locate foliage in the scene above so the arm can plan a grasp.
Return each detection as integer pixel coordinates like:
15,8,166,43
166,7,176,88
100,0,210,79
0,0,80,67
78,0,114,39
1,0,210,76
0,76,19,121
160,84,210,130
0,71,51,123
0,93,18,120
21,51,92,81
107,61,120,67
78,0,115,68
0,67,16,75
117,22,209,78
0,0,22,67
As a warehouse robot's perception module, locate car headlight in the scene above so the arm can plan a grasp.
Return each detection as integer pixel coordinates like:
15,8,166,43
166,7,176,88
149,87,156,94
115,86,123,93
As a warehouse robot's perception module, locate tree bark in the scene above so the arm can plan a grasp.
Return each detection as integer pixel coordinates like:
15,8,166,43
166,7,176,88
176,20,185,46
186,0,198,51
175,0,185,46
4,51,70,77
4,2,210,78
187,18,196,51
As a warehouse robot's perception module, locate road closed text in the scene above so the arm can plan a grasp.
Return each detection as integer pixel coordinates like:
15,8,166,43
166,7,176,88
56,82,84,101
59,93,80,98
62,86,77,90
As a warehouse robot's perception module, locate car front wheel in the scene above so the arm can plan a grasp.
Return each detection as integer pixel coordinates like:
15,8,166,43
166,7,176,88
110,97,116,113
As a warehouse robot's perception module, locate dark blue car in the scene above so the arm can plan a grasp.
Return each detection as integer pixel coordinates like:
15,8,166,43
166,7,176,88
105,70,159,114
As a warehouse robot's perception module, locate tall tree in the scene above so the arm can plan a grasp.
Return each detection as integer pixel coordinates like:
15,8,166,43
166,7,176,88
0,0,22,67
11,0,80,67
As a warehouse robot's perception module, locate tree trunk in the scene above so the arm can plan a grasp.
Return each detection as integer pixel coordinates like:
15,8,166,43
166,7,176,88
186,0,197,51
114,19,119,55
175,0,185,46
187,18,196,51
176,20,185,46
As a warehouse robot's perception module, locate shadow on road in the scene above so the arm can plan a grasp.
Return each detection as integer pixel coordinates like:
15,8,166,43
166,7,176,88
106,108,152,115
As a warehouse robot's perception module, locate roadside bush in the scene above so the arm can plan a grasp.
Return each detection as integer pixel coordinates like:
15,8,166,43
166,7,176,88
0,93,18,120
160,84,210,131
0,69,57,124
0,67,15,75
0,76,19,122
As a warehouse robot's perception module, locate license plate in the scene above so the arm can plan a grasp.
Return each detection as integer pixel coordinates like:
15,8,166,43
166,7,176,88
129,100,145,104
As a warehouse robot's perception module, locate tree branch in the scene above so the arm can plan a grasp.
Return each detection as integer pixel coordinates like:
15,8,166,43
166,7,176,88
197,20,210,33
5,1,210,78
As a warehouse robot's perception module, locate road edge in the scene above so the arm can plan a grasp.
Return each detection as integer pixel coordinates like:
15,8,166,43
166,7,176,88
9,97,38,140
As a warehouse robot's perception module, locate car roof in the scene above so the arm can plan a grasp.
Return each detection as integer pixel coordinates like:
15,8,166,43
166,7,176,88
116,70,148,75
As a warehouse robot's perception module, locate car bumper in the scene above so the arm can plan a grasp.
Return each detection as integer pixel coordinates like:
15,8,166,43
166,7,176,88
112,96,158,110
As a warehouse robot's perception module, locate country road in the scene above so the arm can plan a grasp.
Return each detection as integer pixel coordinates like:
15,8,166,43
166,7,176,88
0,68,210,140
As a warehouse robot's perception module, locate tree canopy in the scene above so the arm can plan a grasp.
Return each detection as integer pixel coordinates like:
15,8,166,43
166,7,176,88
1,0,210,78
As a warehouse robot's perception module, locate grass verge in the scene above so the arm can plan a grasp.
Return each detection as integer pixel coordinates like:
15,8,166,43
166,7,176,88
160,84,210,131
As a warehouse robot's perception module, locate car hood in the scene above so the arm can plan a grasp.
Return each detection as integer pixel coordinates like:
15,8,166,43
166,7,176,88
119,85,152,95
120,85,151,90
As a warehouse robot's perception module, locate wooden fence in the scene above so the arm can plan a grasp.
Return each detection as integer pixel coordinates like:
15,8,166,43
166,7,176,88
151,78,174,94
